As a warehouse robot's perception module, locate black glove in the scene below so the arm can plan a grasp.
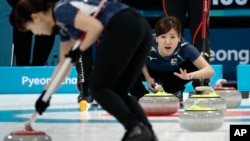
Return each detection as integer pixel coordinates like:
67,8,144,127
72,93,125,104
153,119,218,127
35,90,51,115
65,47,82,63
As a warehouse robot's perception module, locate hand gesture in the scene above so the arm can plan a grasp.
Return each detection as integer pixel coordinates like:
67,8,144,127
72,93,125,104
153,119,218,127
174,68,193,80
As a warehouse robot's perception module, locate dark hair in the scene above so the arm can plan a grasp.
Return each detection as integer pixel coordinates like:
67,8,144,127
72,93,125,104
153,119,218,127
155,16,182,37
13,0,57,31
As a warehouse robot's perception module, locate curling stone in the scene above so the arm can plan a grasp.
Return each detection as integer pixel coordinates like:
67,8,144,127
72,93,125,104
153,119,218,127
4,129,52,141
184,86,226,113
213,79,241,108
139,85,179,116
179,103,224,131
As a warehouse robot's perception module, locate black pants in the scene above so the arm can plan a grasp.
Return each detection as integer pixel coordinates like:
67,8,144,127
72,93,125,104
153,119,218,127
89,9,152,130
130,61,198,98
13,28,55,66
75,47,93,95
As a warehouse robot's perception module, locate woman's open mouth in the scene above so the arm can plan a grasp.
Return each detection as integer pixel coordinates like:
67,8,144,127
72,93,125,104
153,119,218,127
165,46,171,50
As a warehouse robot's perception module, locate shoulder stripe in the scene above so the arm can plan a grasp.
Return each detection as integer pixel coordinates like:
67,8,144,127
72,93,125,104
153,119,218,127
70,1,98,15
181,42,188,47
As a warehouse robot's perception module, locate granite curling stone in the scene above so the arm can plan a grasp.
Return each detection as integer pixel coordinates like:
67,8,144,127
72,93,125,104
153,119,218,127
213,79,242,108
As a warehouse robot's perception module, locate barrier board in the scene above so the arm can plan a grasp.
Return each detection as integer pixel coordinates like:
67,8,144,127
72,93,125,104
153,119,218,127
0,67,78,94
237,65,250,91
0,65,222,94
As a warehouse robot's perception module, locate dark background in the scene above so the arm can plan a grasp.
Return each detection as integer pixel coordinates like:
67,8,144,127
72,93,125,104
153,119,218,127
122,0,250,28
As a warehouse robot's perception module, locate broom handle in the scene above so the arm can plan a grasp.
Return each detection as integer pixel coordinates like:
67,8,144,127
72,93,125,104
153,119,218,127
25,0,107,128
200,0,209,86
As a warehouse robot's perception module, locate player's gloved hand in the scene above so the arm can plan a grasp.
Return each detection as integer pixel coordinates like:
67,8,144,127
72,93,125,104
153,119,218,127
35,90,51,115
65,48,82,63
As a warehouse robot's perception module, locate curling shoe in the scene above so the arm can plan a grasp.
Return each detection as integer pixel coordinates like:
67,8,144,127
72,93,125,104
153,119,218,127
77,93,93,103
122,123,153,141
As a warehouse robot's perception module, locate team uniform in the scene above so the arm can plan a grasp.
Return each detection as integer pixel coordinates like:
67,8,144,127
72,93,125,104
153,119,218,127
54,0,156,140
54,0,129,41
130,37,201,102
54,0,126,104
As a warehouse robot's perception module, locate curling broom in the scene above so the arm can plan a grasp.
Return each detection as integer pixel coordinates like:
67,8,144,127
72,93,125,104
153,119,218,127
4,0,107,140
